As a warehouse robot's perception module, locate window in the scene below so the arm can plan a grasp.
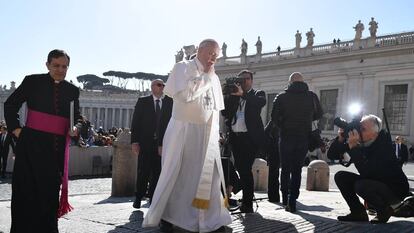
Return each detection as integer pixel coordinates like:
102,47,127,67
318,89,338,131
384,84,408,132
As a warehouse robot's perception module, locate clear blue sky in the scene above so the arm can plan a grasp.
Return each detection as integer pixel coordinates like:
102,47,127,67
1,0,413,89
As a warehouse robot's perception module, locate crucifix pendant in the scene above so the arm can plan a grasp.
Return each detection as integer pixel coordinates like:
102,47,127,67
204,93,212,109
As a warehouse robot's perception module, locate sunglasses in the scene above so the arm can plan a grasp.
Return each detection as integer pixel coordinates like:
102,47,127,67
153,83,165,87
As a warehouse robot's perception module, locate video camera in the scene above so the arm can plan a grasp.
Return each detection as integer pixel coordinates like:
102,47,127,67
333,116,361,139
222,76,245,95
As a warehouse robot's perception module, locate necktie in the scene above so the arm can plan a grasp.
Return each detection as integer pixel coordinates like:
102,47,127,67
155,99,161,138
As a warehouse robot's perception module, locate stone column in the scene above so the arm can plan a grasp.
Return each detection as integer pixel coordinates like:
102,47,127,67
252,158,269,191
104,108,108,130
89,108,93,122
306,160,329,191
97,108,101,127
0,101,3,122
125,109,130,129
111,129,137,196
111,108,115,127
119,108,123,128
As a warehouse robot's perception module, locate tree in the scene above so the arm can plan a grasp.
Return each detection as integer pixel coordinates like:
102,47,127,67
76,74,109,89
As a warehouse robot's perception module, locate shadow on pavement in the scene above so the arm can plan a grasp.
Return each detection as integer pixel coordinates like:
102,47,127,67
232,212,299,233
296,201,334,212
94,196,134,204
107,210,148,233
296,208,414,232
0,176,12,184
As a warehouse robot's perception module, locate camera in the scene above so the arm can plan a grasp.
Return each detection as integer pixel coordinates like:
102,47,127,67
333,116,361,139
222,76,244,95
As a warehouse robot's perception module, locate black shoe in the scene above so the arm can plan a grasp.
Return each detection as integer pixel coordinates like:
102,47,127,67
228,198,238,207
367,208,377,216
370,207,393,224
159,219,173,233
132,199,141,209
240,204,253,213
337,212,369,222
285,201,296,213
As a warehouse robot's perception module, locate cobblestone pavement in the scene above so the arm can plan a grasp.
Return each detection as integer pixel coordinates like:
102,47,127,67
1,165,414,232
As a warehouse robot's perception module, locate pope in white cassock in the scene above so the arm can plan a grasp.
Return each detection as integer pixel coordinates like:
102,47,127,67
142,39,232,232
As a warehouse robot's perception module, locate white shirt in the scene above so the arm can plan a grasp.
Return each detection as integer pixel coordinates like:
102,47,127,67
231,98,248,132
152,94,164,109
396,143,401,158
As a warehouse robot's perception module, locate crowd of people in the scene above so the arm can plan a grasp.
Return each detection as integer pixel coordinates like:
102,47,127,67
2,43,414,233
71,118,119,147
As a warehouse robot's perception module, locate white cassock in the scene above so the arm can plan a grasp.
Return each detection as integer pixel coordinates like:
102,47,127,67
142,58,232,232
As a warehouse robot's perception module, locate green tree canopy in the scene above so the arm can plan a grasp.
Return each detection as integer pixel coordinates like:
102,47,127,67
76,74,110,89
102,71,168,81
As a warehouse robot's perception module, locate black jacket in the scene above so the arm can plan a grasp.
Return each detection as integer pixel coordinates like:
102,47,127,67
271,81,323,137
392,142,409,165
130,95,173,152
222,89,266,148
328,130,410,199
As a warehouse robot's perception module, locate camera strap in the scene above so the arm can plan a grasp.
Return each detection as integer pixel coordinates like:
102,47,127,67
238,98,246,111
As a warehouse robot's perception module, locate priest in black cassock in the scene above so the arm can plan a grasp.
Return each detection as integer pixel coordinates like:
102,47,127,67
4,49,81,233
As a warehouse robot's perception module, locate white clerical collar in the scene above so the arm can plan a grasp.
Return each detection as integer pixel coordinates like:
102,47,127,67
194,57,215,75
194,58,204,74
152,94,164,101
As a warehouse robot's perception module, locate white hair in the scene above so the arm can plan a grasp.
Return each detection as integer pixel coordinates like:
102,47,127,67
198,39,219,49
361,114,382,133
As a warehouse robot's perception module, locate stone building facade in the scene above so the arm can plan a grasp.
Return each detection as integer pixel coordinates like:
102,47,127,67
215,31,414,145
1,26,414,145
0,87,146,130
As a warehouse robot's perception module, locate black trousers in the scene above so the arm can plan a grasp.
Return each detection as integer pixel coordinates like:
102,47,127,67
135,140,161,201
0,151,8,176
279,135,308,201
267,146,280,201
335,171,401,213
230,132,257,207
221,157,240,193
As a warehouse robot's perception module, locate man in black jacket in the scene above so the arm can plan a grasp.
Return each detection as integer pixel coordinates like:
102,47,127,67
0,125,15,178
130,79,173,209
328,114,410,223
271,72,323,212
222,70,266,213
392,136,408,167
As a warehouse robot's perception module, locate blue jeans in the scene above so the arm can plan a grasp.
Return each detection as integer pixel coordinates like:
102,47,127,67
279,135,308,200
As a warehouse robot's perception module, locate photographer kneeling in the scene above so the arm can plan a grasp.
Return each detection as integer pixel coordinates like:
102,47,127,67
328,114,410,224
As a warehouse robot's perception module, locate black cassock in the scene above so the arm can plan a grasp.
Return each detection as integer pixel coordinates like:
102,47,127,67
5,73,81,233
